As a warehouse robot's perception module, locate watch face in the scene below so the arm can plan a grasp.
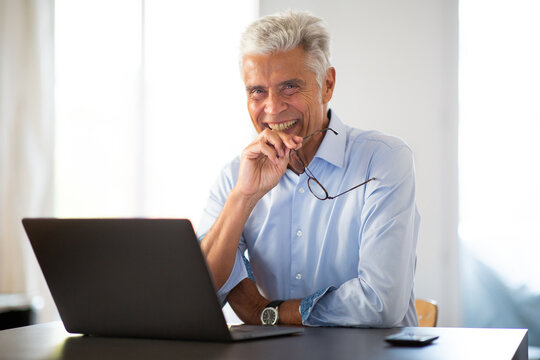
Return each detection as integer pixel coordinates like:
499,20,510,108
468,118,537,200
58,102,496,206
261,307,278,325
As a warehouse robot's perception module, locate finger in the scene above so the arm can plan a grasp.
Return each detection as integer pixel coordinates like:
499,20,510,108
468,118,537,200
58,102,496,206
263,130,302,152
283,147,291,160
259,131,286,158
258,140,281,163
275,132,303,150
273,147,291,172
243,140,277,162
291,135,303,149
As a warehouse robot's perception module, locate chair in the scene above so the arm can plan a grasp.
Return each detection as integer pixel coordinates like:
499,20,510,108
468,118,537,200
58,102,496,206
415,298,438,327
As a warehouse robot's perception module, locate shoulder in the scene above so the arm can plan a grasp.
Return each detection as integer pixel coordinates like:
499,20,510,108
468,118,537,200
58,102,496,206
326,111,412,169
349,128,412,155
345,128,415,181
209,155,241,198
196,156,241,239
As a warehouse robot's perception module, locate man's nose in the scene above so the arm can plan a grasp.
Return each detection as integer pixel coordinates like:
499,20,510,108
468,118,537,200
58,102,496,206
264,91,287,115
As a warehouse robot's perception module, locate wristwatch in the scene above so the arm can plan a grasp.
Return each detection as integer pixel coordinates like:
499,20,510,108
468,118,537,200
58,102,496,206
260,300,284,325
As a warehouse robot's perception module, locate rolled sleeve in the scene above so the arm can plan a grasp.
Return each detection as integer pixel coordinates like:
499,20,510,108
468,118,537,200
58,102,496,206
215,249,248,305
300,287,335,325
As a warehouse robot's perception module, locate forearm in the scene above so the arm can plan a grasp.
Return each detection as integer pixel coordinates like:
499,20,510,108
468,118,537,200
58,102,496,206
279,299,302,325
227,279,302,325
200,188,259,289
304,277,414,327
226,279,267,324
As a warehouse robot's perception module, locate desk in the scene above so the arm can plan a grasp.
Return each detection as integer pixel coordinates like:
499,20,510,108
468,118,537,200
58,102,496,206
0,321,528,360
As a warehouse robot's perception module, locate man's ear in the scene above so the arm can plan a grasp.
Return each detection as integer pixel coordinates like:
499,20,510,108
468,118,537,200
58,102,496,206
322,67,336,104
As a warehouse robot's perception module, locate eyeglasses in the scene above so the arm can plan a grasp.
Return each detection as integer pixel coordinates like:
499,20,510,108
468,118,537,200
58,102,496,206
289,128,375,200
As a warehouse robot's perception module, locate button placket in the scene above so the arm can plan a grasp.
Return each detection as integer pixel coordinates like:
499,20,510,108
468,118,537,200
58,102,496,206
290,177,309,294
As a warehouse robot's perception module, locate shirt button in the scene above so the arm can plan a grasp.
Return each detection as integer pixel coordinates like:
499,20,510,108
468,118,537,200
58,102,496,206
296,273,302,280
296,230,303,237
298,187,305,193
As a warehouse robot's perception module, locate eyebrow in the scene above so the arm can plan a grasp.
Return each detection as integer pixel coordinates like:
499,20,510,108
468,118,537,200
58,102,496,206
279,78,305,86
245,78,306,92
246,85,264,92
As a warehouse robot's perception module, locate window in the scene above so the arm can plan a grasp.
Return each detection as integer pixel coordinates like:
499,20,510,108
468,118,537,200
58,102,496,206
459,0,540,343
55,0,257,227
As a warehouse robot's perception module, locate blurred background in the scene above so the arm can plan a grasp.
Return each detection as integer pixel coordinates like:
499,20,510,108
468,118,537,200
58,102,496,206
1,0,539,347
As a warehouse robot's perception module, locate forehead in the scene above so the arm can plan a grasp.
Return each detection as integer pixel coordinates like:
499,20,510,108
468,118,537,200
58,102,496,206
242,47,315,86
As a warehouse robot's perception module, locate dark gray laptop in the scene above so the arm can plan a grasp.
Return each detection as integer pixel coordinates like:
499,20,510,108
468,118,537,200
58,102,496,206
22,218,303,341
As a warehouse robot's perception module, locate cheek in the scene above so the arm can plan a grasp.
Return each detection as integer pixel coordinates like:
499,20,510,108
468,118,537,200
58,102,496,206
295,92,326,130
247,100,260,117
295,92,322,114
247,101,265,130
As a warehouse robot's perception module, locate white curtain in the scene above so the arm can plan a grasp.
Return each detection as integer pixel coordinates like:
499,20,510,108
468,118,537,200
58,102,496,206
0,0,54,307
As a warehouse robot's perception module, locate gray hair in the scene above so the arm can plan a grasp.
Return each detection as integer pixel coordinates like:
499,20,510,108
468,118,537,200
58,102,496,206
239,10,331,88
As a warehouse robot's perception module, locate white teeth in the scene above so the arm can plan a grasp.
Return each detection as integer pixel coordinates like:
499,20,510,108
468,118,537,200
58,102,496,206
268,120,297,131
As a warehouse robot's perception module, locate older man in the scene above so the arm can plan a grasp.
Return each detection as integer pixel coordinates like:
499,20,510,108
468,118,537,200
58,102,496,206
198,11,420,327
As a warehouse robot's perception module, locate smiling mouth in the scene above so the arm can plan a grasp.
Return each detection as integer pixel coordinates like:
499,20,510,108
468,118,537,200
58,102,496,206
267,119,298,131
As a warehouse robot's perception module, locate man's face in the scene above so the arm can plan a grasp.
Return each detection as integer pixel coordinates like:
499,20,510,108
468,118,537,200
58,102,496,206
242,46,335,139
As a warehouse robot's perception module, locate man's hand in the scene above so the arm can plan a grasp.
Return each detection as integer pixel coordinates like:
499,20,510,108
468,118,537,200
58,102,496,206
201,130,301,290
227,278,302,325
236,130,302,201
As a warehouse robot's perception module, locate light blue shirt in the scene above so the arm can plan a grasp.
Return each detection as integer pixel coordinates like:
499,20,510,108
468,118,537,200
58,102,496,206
197,110,420,327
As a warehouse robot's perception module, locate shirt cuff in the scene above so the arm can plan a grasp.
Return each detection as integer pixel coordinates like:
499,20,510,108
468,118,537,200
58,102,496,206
215,250,248,306
300,286,336,325
241,253,255,281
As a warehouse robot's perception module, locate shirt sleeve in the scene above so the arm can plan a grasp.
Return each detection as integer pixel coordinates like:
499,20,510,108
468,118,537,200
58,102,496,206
196,159,249,306
303,144,420,327
213,249,248,305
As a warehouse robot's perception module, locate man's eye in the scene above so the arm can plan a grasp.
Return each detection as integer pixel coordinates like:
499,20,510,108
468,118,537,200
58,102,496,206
282,84,298,94
250,88,265,98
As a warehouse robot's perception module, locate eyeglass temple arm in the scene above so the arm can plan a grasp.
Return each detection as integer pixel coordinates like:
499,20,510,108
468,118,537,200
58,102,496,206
302,127,338,141
327,177,376,200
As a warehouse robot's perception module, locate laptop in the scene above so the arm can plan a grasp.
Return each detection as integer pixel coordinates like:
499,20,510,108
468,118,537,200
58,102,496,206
22,218,303,341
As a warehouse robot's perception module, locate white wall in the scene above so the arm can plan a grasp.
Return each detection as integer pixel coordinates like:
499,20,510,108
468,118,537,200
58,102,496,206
259,0,460,326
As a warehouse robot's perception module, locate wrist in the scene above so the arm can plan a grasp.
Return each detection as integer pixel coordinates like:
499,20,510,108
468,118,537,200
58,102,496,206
230,186,262,210
277,299,302,325
260,300,285,325
253,298,268,324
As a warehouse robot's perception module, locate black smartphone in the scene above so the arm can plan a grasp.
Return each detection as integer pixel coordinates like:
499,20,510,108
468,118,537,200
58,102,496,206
385,332,439,347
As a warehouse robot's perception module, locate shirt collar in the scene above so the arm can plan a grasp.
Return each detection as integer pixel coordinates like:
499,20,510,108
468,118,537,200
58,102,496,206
313,109,346,168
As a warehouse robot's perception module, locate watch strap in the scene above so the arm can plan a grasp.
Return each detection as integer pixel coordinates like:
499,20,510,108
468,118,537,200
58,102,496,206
267,300,284,309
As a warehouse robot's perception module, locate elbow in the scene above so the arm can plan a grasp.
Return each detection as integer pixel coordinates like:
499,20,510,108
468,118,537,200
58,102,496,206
356,290,408,328
373,297,409,327
378,307,406,328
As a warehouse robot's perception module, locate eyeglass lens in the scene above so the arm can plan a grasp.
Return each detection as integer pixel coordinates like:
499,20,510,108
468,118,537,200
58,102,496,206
289,151,305,174
308,177,328,200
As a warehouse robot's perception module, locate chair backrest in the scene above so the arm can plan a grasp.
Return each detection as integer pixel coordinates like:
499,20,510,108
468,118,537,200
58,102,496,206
415,298,438,327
